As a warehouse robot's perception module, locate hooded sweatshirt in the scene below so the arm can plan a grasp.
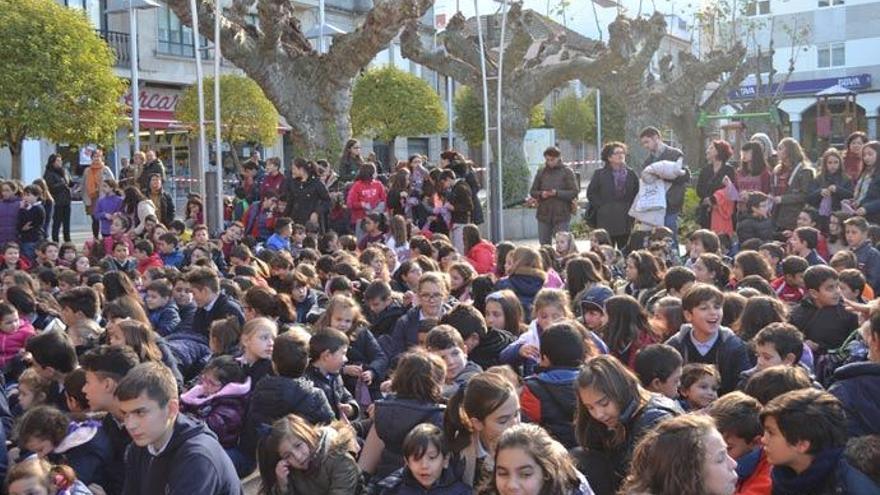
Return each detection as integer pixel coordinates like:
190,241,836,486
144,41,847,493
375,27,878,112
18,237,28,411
121,414,240,495
180,378,252,448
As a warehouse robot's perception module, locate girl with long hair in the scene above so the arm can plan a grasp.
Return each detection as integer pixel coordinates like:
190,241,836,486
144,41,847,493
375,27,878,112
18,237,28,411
808,147,853,231
852,140,880,223
772,137,814,230
693,253,732,290
448,261,476,303
735,141,771,195
386,168,411,217
339,138,364,183
574,355,681,495
184,196,204,229
624,250,663,307
484,289,528,338
122,186,156,236
602,295,658,369
843,130,868,182
732,250,774,284
463,224,496,275
695,139,735,230
565,257,604,316
386,214,410,261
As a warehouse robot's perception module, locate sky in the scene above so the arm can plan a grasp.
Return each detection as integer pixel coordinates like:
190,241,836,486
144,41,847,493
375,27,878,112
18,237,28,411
434,0,705,40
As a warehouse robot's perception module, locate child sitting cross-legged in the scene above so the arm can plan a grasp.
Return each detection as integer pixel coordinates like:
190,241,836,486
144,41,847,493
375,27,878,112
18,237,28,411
371,423,470,495
181,355,251,450
14,405,113,491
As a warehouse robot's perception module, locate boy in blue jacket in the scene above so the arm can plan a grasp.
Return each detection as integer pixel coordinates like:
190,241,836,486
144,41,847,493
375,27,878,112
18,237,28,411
844,216,880,290
156,233,185,269
144,280,181,337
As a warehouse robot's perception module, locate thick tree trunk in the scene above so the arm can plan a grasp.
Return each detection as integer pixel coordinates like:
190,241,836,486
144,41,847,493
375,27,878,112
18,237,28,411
8,140,22,180
670,112,704,175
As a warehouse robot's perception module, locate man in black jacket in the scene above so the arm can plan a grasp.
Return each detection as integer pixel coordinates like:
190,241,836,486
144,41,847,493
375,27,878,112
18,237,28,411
138,149,166,193
186,267,245,336
640,126,689,247
440,169,473,253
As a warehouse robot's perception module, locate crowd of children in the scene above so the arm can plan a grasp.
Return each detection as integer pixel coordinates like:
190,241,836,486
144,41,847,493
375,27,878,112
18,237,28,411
0,134,875,495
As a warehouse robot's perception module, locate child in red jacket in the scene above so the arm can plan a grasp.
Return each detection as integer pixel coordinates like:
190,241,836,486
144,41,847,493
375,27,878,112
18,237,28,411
0,301,35,368
707,392,771,495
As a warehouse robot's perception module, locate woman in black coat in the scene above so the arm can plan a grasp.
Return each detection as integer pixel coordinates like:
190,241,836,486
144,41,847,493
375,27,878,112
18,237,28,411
43,154,72,242
587,142,639,249
285,158,331,229
695,143,736,229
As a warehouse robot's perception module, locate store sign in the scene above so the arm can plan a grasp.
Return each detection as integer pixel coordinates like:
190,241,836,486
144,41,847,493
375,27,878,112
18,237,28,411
729,74,871,100
122,87,182,112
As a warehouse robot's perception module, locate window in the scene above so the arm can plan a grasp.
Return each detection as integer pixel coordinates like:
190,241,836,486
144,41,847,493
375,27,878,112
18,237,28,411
818,0,844,6
157,6,210,58
817,43,846,68
746,1,770,16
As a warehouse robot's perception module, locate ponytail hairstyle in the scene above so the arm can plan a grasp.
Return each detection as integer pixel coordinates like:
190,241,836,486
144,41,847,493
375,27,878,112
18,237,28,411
314,294,369,336
444,371,518,453
244,286,296,323
575,355,650,450
626,250,663,290
697,253,731,289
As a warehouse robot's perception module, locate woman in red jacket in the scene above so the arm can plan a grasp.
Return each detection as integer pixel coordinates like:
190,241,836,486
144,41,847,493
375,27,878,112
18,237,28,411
463,224,495,275
346,163,387,238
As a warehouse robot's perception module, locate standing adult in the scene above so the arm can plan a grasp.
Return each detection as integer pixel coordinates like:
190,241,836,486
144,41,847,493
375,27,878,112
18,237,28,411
530,146,579,246
695,140,735,230
286,158,331,229
339,139,364,184
119,152,144,190
83,149,115,239
444,150,484,225
440,169,474,254
772,137,814,231
639,127,688,246
147,174,176,227
587,142,639,249
43,154,72,243
843,131,868,183
138,149,166,193
346,163,386,239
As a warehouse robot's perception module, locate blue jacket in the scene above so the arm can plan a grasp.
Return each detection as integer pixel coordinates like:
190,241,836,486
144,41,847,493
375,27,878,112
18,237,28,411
305,366,360,421
122,414,240,495
852,241,880,290
176,303,196,334
373,466,471,495
157,338,185,389
265,233,291,252
373,397,445,479
829,361,880,437
770,446,880,495
240,375,334,459
521,368,580,449
52,420,114,491
148,302,181,337
807,171,852,212
494,270,545,321
165,331,212,383
160,249,185,269
665,324,751,395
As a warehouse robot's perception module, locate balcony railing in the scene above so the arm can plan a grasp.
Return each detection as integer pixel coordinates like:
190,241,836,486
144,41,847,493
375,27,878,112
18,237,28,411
96,29,131,68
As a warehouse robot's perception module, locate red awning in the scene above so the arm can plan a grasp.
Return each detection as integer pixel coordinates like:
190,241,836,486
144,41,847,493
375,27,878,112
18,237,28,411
137,109,180,130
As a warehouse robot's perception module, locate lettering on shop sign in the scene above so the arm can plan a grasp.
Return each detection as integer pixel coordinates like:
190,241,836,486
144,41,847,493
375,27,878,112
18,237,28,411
122,88,181,112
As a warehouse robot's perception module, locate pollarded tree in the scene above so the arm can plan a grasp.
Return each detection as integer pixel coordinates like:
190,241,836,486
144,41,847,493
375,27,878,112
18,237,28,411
351,66,446,155
165,0,434,160
453,86,544,149
0,0,125,179
176,74,279,172
402,3,665,203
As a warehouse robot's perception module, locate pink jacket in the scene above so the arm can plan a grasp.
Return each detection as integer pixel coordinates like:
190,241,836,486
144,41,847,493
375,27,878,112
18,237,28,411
346,180,387,223
0,318,35,367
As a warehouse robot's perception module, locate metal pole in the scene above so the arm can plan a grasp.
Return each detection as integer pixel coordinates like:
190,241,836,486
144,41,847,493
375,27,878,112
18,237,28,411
190,0,208,201
213,0,223,233
472,0,493,240
493,0,508,242
318,0,326,53
130,5,140,152
446,76,454,149
596,88,602,160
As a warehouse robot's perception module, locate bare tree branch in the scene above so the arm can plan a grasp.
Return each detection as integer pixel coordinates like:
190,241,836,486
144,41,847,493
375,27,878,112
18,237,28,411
400,21,480,86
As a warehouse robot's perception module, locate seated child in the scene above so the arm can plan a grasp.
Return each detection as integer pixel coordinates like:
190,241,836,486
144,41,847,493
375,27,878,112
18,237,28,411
145,280,181,337
15,405,113,490
771,256,808,305
157,232,185,269
15,367,52,414
133,240,163,275
440,303,515,370
236,317,277,386
789,265,858,355
706,391,769,495
0,301,35,370
265,216,293,252
181,355,251,449
500,288,572,377
425,325,482,399
6,457,93,495
738,322,808,390
760,389,878,494
634,343,684,399
843,435,880,490
677,363,719,412
520,320,584,449
838,269,867,304
373,423,470,494
62,368,90,416
304,328,359,421
744,365,814,406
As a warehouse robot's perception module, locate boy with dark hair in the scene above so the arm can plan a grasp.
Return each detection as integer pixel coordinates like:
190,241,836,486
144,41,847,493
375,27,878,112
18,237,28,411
57,286,100,327
633,343,684,399
238,329,334,472
144,280,181,337
789,265,858,355
789,226,825,266
645,267,696,312
665,283,750,394
439,303,515,369
243,192,277,242
81,345,141,495
265,216,293,252
157,232,184,268
737,191,775,244
133,239,163,275
771,255,808,304
844,216,880,289
760,242,785,277
760,389,874,494
737,322,806,390
829,310,880,437
187,267,245,336
707,391,769,495
116,362,240,494
838,268,868,303
580,284,614,332
18,185,46,262
25,330,78,411
304,328,359,420
520,321,585,449
290,271,326,325
364,280,407,338
425,324,482,398
744,365,813,405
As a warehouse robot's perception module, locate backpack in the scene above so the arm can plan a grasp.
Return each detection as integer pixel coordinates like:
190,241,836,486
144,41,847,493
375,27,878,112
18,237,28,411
816,328,868,387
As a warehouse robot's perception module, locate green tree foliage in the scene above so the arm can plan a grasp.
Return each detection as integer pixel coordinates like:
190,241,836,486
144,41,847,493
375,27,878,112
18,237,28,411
453,87,544,147
176,74,279,169
351,66,445,143
0,0,125,179
551,94,595,145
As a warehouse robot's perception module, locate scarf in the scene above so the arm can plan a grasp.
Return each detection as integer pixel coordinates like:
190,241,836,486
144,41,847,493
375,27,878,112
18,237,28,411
771,447,843,495
612,166,627,197
85,163,105,200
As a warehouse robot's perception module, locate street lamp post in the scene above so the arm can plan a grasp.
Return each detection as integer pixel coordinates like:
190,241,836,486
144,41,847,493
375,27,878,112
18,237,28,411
190,0,208,201
212,1,224,234
106,0,161,153
472,0,493,240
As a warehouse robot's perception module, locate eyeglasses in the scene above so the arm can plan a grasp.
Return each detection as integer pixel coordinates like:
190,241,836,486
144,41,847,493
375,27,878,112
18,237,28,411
419,292,444,301
612,150,627,156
